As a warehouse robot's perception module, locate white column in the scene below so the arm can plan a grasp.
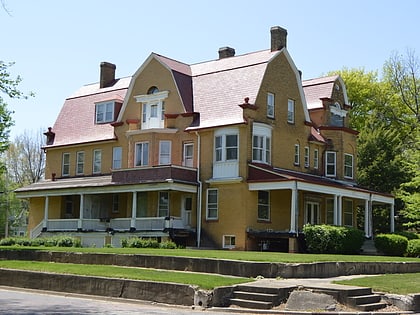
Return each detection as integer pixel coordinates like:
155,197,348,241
333,195,338,225
364,199,370,237
43,196,49,229
337,195,342,226
78,194,84,230
131,191,137,229
289,184,298,233
390,202,395,233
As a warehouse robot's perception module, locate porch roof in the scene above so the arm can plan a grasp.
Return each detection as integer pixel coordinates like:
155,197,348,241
247,163,394,204
15,174,197,198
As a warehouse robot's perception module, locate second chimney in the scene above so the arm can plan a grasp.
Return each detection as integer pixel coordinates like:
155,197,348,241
218,47,235,59
270,26,288,51
100,62,116,88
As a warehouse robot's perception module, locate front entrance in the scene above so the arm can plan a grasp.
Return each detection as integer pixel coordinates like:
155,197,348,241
305,201,320,225
181,195,192,228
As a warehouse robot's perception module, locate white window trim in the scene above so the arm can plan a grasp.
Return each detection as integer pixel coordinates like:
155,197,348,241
343,199,354,227
158,191,169,217
62,153,70,177
314,149,319,169
135,142,149,167
257,190,270,221
223,235,236,249
252,123,272,164
344,153,354,179
304,146,310,168
135,91,169,130
183,142,194,167
112,147,122,169
76,151,84,175
95,101,115,124
267,92,275,118
305,201,320,225
206,188,218,220
294,144,300,165
93,149,102,174
325,151,337,177
159,140,172,165
214,127,239,163
287,99,295,123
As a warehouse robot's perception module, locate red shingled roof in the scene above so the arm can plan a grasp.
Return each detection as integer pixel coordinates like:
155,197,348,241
302,75,338,110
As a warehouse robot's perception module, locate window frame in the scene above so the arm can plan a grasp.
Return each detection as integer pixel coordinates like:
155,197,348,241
267,92,275,118
136,90,169,130
344,153,354,179
287,99,295,124
135,142,149,167
304,146,310,168
313,149,319,169
214,133,238,163
343,199,354,227
93,149,102,174
183,142,194,167
76,151,84,175
325,151,337,177
112,146,122,169
62,153,70,177
305,201,320,225
294,144,300,165
223,235,236,249
326,198,334,225
112,194,119,213
252,123,272,164
206,188,218,220
158,191,169,217
95,101,115,124
159,140,172,165
257,190,270,221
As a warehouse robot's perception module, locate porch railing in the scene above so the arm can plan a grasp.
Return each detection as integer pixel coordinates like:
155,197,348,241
47,219,78,231
30,221,44,239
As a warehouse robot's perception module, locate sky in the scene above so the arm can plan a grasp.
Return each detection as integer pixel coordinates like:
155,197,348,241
1,0,420,139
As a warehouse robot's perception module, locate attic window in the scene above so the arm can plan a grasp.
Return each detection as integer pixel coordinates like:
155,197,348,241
147,86,159,94
95,101,115,124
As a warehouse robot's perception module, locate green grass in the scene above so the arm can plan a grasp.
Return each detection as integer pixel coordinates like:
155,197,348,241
1,246,419,263
334,273,420,295
0,260,252,290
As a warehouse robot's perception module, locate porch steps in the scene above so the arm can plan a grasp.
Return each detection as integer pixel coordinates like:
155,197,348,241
229,285,286,309
361,239,380,255
345,287,387,311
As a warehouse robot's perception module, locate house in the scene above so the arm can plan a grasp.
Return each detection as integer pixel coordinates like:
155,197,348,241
15,26,395,251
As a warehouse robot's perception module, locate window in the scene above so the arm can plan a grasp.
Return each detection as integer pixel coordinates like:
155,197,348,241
326,198,334,225
62,153,70,177
135,142,149,166
344,154,354,179
287,99,295,123
159,141,171,165
314,149,319,169
95,101,114,124
206,189,218,220
267,92,275,118
93,149,102,174
76,151,84,175
183,143,194,167
304,147,310,168
325,151,336,177
136,90,169,130
112,194,119,213
343,199,353,226
305,201,320,224
294,144,300,165
158,191,169,217
258,191,270,221
252,123,271,164
223,235,236,249
112,147,122,169
214,134,238,162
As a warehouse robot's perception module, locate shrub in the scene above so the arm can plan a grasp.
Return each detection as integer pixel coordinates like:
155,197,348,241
0,236,81,248
406,239,420,257
395,231,419,240
0,237,17,246
159,240,178,249
122,237,160,248
303,224,364,254
375,234,408,256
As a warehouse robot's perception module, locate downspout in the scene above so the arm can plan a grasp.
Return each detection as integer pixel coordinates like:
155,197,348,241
195,131,202,248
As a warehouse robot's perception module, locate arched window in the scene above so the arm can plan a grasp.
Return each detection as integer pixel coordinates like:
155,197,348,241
147,86,159,94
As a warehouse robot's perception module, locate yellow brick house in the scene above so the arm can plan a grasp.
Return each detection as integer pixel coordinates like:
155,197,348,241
16,26,395,250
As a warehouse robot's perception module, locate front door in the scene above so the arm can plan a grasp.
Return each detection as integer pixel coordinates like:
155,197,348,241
305,201,320,225
181,195,192,227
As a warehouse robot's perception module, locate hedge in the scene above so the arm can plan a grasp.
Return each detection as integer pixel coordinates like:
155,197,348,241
374,234,408,256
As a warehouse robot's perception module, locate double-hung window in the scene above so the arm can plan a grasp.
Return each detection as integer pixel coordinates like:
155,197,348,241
76,151,84,175
343,199,353,226
159,141,171,165
257,191,270,221
314,149,319,169
344,154,354,179
304,147,310,168
325,151,336,177
206,189,218,220
287,99,295,123
158,191,169,217
252,123,272,164
294,144,300,165
215,134,238,162
135,142,149,167
95,101,114,124
93,149,102,174
112,147,122,169
183,142,194,167
267,92,275,118
213,128,239,178
62,153,70,177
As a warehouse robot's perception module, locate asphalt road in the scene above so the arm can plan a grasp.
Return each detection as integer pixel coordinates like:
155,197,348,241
0,286,240,315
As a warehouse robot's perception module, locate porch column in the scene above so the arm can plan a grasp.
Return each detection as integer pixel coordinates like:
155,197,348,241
289,184,298,233
337,195,343,226
43,196,49,230
131,191,137,230
78,194,84,230
390,202,395,233
364,199,371,238
333,195,338,225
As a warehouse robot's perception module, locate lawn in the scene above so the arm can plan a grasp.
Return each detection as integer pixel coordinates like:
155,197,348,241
334,273,420,295
2,246,419,263
0,260,252,290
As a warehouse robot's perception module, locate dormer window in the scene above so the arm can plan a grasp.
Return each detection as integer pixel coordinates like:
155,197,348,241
95,101,115,124
329,102,347,127
135,89,169,130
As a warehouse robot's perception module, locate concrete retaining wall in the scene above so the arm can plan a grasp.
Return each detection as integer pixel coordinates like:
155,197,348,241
0,269,195,306
0,250,419,278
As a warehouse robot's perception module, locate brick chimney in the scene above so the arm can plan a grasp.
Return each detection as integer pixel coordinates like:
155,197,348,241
270,26,287,51
218,47,235,59
100,62,116,88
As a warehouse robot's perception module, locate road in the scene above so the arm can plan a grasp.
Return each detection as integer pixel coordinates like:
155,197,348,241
0,286,245,315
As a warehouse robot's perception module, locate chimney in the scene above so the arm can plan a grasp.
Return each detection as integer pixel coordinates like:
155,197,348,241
100,62,116,88
270,26,287,51
218,46,235,59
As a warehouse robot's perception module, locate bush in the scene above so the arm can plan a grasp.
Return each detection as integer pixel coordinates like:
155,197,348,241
0,236,81,248
395,231,419,240
406,239,420,257
159,240,178,249
303,224,364,254
0,237,17,246
375,234,408,256
121,237,178,249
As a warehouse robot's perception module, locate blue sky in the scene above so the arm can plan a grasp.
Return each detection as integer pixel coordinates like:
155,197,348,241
2,0,419,138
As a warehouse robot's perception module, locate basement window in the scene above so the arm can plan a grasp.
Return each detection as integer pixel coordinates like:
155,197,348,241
223,235,236,249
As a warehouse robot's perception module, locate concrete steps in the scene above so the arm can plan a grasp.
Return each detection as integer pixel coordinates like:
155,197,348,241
229,285,286,309
361,239,380,255
345,288,387,311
